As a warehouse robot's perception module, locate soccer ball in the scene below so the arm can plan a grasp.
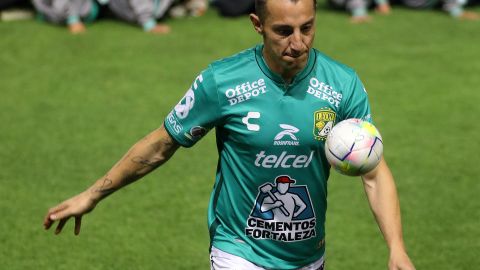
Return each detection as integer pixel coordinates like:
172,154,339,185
325,119,383,176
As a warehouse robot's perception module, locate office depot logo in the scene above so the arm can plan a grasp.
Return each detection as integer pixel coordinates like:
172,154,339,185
225,79,267,106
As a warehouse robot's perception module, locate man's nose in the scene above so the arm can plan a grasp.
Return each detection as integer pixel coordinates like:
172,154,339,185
290,30,304,52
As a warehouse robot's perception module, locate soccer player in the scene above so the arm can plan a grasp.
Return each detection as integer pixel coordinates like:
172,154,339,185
43,0,416,269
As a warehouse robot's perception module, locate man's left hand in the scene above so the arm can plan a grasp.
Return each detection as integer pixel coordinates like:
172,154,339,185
388,250,416,270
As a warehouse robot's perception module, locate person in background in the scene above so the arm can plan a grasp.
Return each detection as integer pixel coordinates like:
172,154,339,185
328,0,391,23
32,0,99,34
400,0,479,19
211,0,255,17
169,0,208,18
107,0,174,34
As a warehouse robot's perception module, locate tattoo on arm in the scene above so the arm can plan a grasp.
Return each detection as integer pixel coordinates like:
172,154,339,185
131,155,162,176
93,177,117,196
131,156,161,168
91,127,179,197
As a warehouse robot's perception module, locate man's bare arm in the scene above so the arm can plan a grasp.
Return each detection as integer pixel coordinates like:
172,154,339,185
43,124,179,235
361,157,415,270
87,124,179,201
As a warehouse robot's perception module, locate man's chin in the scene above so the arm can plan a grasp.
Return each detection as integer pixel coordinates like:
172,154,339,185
282,55,307,68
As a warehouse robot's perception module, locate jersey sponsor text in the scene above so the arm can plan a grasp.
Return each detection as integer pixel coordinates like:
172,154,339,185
245,218,316,241
225,78,267,106
307,78,342,108
254,151,314,168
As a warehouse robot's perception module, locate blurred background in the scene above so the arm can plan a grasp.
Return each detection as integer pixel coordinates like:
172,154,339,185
1,0,479,269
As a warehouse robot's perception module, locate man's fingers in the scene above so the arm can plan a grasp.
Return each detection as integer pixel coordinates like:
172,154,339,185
44,193,94,234
43,204,68,230
43,214,54,230
48,204,68,216
74,216,82,235
55,218,69,235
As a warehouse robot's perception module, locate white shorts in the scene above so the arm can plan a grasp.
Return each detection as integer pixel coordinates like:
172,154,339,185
210,246,325,270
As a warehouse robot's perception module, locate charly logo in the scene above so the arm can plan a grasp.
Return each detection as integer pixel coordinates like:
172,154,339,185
242,112,261,131
225,79,267,106
313,108,336,141
274,124,299,146
174,74,203,119
245,175,316,242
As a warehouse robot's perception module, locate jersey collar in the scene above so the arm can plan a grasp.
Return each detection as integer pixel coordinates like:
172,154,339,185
254,44,316,87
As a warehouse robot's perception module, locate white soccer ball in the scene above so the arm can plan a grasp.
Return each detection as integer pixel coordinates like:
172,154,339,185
325,118,383,176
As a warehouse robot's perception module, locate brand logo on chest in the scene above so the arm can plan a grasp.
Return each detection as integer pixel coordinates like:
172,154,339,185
254,151,314,169
307,78,343,108
242,112,261,131
274,124,300,146
225,78,268,106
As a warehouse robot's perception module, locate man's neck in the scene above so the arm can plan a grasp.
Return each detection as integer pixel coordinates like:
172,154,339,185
262,49,305,85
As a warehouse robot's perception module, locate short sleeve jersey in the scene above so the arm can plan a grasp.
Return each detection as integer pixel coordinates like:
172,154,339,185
164,45,372,269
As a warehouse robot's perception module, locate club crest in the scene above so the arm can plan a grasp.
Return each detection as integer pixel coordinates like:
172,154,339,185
313,108,336,141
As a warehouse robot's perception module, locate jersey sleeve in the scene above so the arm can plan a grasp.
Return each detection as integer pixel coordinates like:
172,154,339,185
164,67,222,147
339,73,373,123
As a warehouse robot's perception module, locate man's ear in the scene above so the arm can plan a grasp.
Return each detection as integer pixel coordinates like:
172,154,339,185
249,13,263,35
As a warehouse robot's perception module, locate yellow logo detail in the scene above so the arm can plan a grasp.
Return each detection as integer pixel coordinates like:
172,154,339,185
313,108,336,141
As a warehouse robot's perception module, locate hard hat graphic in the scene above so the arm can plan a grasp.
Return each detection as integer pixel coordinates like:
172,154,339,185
275,175,296,184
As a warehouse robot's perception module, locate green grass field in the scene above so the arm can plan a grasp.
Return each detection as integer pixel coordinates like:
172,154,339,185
1,3,480,269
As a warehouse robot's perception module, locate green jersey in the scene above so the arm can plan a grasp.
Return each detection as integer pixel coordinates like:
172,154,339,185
164,45,371,269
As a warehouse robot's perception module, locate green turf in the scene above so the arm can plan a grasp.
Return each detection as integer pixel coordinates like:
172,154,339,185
1,4,479,269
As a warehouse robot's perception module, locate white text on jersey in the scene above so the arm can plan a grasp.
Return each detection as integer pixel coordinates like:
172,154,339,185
254,151,314,168
225,78,267,106
307,78,343,108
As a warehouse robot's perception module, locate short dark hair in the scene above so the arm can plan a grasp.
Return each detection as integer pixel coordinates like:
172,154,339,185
255,0,317,22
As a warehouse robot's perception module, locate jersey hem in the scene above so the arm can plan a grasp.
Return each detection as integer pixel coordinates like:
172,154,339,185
212,242,325,270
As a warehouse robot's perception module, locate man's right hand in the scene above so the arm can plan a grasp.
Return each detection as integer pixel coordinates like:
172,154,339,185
43,191,97,235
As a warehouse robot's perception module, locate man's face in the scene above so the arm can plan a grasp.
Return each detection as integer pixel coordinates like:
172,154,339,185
257,0,316,73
